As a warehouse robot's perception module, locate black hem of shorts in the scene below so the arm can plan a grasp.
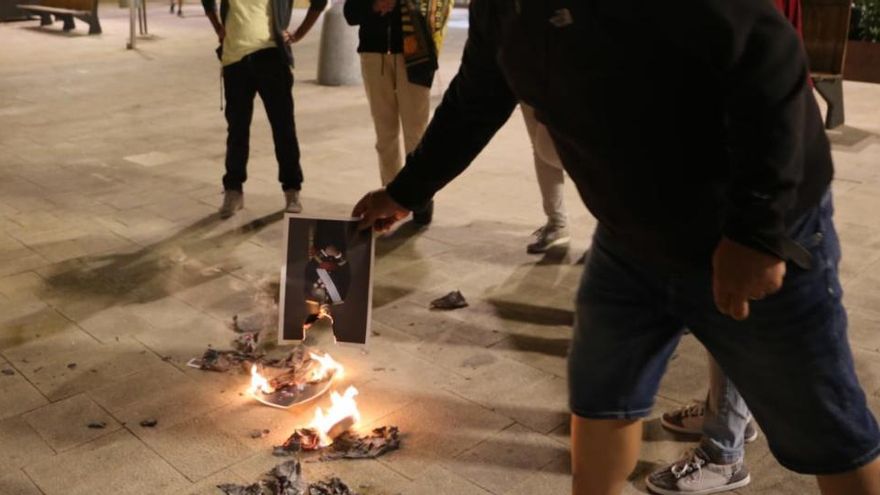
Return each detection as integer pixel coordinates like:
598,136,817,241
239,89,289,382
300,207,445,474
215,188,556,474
570,406,653,421
775,442,880,475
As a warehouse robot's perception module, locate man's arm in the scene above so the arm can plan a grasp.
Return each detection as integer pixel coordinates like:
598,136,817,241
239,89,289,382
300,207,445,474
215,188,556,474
661,0,816,319
202,0,224,41
382,0,518,210
672,0,812,263
285,0,327,43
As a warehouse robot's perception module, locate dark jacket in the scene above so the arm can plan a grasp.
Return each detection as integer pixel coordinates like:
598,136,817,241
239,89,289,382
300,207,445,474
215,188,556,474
386,0,831,270
343,0,403,54
202,0,327,66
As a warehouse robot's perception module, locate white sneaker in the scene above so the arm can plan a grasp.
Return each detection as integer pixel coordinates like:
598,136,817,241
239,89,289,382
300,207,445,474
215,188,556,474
661,401,758,443
219,190,243,219
646,448,751,495
284,190,302,213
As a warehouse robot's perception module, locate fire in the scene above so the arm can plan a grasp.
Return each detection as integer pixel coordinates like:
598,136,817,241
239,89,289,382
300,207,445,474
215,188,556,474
308,351,344,382
249,364,274,395
310,386,361,447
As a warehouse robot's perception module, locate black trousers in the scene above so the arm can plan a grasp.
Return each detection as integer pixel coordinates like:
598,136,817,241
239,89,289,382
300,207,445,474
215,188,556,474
222,48,302,192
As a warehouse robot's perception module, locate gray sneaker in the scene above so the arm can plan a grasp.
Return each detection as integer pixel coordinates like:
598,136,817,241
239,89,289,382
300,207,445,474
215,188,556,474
527,224,570,254
661,401,758,443
646,448,751,495
219,190,244,219
284,189,302,213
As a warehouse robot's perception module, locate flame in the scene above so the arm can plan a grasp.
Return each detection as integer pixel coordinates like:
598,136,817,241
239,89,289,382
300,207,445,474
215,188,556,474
310,386,361,447
308,351,344,382
248,364,274,395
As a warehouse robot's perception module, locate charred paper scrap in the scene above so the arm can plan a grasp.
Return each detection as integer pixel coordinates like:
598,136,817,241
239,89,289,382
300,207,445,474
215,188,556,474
430,290,468,310
218,460,358,495
274,426,400,461
322,427,401,460
187,348,252,373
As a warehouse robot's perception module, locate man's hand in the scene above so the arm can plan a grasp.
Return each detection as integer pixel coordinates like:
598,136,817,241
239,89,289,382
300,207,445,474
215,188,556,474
712,237,786,320
215,25,226,43
282,29,302,44
372,0,395,15
352,189,410,232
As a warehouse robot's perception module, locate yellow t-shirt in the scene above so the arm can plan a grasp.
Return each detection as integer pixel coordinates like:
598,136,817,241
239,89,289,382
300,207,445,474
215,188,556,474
221,0,276,67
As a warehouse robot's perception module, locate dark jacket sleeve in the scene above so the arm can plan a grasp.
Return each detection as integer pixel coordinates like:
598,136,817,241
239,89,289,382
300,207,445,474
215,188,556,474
202,0,216,14
343,0,372,25
668,0,814,262
385,0,517,210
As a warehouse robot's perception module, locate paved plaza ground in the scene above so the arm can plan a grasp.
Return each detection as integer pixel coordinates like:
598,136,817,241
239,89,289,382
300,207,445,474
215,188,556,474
2,3,880,494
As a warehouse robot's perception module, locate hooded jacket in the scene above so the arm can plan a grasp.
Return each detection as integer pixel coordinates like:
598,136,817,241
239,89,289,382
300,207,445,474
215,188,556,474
386,0,831,271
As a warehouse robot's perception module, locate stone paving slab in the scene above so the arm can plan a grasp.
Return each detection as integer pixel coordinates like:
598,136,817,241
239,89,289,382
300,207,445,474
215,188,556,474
24,430,190,495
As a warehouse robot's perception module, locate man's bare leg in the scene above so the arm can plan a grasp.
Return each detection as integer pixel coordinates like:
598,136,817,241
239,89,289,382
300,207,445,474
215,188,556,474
572,415,642,495
817,458,880,495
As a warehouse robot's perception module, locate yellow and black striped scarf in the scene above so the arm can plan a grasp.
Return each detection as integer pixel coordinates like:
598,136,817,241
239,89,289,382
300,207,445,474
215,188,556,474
400,0,453,87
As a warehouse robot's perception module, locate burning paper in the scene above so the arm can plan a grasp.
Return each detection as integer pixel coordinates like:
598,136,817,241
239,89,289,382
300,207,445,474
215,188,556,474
279,216,375,345
248,352,344,409
273,386,400,461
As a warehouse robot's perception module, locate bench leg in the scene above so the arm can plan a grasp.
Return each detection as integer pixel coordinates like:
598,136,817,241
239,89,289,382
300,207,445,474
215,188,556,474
814,78,845,129
87,15,101,34
59,14,75,31
38,13,53,25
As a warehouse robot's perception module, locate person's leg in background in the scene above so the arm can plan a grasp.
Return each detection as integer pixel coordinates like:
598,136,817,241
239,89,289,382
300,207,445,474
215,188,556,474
647,356,753,494
254,50,304,212
359,52,402,187
220,60,256,218
393,53,434,225
520,104,569,254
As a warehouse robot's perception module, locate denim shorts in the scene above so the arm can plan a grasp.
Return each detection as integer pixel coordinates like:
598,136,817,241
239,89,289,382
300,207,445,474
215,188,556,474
568,192,880,474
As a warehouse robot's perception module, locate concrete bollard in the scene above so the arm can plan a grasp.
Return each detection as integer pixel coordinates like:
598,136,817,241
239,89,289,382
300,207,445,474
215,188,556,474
317,1,362,86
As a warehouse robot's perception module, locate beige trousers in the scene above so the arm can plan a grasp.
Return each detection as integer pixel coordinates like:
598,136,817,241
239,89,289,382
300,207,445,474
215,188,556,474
360,53,432,186
521,104,567,228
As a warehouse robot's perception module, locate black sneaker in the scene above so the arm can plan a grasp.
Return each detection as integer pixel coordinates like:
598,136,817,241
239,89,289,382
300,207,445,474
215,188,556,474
412,200,433,226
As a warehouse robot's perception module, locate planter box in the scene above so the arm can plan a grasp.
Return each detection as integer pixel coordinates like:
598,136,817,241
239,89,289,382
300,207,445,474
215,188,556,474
845,40,880,83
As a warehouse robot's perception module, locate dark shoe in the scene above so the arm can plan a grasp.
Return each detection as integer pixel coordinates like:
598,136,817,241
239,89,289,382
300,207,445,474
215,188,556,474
412,200,433,226
527,223,571,254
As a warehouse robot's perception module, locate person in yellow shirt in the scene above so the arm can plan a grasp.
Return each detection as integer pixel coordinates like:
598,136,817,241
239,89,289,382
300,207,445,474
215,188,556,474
202,0,326,218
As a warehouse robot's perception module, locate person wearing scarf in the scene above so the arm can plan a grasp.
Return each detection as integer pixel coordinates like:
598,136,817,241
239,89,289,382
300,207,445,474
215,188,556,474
344,0,452,226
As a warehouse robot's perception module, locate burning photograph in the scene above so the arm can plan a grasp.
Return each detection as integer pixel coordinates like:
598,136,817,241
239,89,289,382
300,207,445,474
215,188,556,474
279,215,374,345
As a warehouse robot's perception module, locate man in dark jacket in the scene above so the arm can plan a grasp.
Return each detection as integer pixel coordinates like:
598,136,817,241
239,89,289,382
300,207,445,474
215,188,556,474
202,0,325,218
351,1,880,494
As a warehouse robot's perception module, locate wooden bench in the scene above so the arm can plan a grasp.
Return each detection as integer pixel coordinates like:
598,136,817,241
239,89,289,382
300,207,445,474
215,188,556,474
17,0,101,34
802,0,851,129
